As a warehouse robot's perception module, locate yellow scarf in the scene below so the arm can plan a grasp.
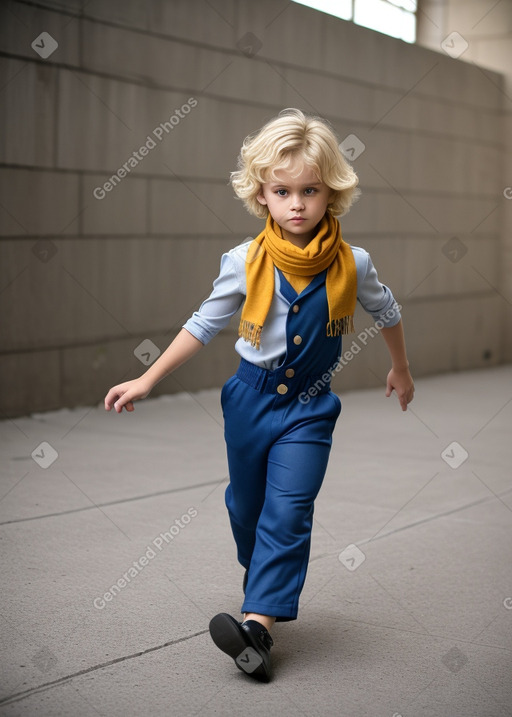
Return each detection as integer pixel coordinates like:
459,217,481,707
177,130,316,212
239,213,357,349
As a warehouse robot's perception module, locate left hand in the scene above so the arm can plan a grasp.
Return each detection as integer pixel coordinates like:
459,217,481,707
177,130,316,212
386,366,415,411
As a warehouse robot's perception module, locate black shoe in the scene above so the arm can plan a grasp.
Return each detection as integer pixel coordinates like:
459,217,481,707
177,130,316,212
209,613,273,682
242,569,248,594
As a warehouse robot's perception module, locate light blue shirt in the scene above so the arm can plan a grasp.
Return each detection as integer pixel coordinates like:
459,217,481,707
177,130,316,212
183,240,401,370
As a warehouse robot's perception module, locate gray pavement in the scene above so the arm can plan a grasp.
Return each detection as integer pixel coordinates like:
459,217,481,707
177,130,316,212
1,365,511,716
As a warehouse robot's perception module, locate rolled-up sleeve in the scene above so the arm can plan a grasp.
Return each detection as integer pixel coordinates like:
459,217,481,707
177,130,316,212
354,248,401,327
182,252,245,345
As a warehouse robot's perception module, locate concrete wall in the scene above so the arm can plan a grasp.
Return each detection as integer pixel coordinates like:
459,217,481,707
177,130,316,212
417,0,512,361
0,0,507,416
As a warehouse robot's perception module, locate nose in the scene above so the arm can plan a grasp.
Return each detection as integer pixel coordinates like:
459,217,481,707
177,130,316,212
290,193,305,210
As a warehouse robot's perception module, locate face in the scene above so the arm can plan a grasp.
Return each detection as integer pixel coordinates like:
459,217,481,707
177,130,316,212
257,160,334,249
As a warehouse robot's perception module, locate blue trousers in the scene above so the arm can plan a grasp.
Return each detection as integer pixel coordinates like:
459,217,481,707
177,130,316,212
221,360,342,621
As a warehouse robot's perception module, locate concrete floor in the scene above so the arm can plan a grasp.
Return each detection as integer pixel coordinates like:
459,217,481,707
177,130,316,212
0,365,511,716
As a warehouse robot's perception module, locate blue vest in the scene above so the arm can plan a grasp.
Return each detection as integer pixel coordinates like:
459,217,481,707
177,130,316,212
276,268,342,385
235,270,343,398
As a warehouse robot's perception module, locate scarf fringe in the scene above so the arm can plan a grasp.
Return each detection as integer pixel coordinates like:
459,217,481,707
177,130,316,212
326,315,355,337
239,319,263,349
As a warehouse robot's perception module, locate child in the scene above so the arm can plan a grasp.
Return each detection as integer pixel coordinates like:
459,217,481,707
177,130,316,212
104,108,414,683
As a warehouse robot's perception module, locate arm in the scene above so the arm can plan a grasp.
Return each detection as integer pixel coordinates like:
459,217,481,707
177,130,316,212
353,248,414,411
380,320,414,411
104,329,203,413
105,247,246,414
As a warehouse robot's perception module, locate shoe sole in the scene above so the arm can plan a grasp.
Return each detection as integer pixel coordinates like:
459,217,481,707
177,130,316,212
209,613,270,682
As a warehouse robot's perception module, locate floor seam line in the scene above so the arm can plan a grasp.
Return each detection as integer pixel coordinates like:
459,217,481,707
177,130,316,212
0,477,228,526
0,628,210,707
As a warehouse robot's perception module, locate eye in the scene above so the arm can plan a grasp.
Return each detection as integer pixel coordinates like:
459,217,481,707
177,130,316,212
304,187,317,195
275,189,287,197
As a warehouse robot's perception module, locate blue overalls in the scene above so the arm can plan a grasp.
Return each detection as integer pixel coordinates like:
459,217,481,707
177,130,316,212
221,269,343,622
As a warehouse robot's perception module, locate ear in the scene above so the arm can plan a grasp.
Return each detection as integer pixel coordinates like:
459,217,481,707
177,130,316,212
256,188,267,206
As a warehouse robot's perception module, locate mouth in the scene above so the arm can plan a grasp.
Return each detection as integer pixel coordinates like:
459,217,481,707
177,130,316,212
290,216,305,223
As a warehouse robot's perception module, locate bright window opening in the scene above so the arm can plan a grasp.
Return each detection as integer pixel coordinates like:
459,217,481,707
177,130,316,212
293,0,417,43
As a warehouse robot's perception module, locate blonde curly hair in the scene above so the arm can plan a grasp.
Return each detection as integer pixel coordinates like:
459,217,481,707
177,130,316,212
230,108,360,219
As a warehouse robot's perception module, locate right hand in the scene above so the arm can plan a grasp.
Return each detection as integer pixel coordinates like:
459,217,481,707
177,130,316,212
104,377,152,413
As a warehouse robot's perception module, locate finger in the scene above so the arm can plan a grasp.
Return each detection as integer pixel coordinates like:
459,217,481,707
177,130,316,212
114,393,135,413
104,389,119,411
114,396,128,413
395,390,405,410
401,388,414,411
